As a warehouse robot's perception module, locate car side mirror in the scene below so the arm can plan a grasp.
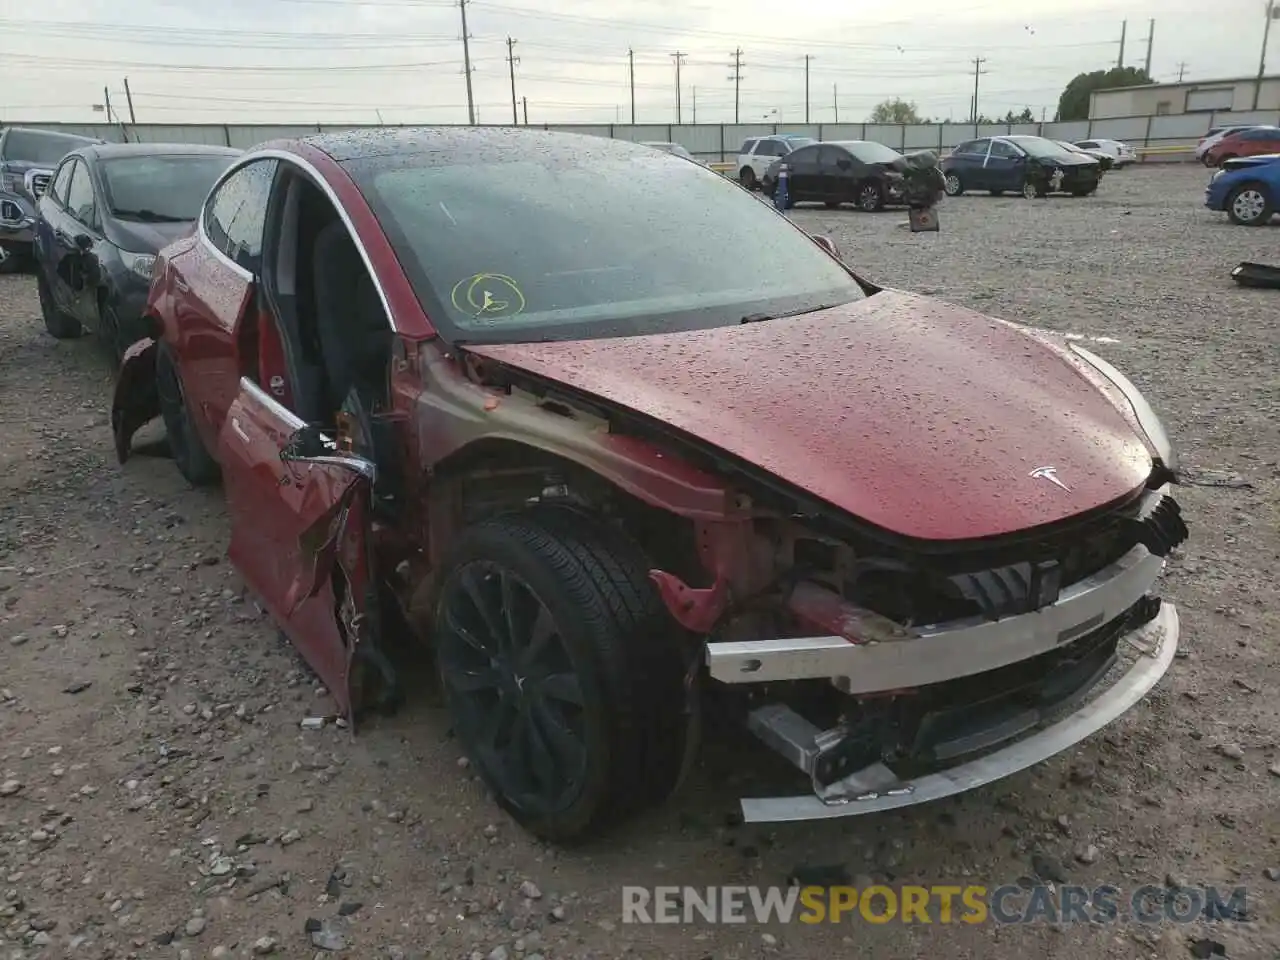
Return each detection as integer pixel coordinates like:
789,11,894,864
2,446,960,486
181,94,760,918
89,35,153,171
810,234,839,258
74,234,92,252
281,423,338,461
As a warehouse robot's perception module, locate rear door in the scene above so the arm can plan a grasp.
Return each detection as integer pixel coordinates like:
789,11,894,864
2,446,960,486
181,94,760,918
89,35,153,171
37,157,80,313
177,157,279,452
218,375,377,720
52,159,103,323
785,145,821,197
750,139,784,178
954,139,991,187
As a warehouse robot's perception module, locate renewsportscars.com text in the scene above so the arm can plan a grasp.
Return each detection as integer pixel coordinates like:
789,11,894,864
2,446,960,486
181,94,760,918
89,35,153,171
620,884,1249,925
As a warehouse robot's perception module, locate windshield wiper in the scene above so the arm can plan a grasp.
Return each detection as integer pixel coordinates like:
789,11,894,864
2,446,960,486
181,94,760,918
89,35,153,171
112,208,188,223
740,303,842,324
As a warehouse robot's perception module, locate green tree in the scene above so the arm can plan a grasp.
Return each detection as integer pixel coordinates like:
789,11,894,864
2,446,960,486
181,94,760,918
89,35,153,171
1055,67,1151,121
869,98,924,124
1000,107,1035,124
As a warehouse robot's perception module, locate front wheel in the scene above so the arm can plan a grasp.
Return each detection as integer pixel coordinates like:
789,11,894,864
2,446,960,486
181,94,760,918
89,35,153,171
156,340,220,485
433,505,689,843
943,171,964,196
1226,183,1273,226
856,181,885,212
1022,178,1046,199
738,167,757,190
37,272,82,339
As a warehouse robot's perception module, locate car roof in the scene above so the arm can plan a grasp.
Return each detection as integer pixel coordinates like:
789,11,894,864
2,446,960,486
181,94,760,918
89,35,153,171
292,126,677,165
79,142,243,160
825,139,899,150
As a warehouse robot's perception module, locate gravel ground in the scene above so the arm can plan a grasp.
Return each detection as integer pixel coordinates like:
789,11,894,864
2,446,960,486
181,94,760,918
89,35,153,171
0,163,1277,960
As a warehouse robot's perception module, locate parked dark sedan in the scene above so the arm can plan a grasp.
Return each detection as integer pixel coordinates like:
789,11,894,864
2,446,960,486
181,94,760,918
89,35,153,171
942,135,1101,199
762,140,910,211
34,142,241,357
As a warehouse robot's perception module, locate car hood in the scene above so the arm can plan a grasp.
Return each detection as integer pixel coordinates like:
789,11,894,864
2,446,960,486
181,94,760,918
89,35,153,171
103,216,196,254
1223,153,1280,170
466,290,1153,542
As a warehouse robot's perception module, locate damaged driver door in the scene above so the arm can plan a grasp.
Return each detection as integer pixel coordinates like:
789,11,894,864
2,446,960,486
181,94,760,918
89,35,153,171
217,375,381,723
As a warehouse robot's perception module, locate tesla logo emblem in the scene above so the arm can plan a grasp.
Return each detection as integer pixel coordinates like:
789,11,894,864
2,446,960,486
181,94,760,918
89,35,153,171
1029,465,1070,491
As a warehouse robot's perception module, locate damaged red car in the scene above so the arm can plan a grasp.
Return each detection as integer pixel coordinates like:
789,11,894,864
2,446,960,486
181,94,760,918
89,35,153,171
112,128,1187,842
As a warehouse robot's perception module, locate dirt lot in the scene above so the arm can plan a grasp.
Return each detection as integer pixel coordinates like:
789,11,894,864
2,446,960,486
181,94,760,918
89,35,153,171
0,163,1277,960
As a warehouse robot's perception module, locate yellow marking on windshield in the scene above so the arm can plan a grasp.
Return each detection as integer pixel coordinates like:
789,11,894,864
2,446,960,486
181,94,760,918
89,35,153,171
450,273,526,319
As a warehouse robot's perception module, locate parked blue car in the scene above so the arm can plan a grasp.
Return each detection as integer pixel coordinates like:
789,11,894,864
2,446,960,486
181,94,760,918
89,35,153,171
1205,153,1280,226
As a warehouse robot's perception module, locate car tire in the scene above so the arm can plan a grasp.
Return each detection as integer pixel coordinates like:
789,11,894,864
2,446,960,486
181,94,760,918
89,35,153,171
1071,185,1098,197
433,504,690,844
943,171,964,196
739,167,757,190
156,340,220,486
1225,182,1273,226
856,181,885,212
1021,178,1046,199
100,297,133,363
37,271,83,339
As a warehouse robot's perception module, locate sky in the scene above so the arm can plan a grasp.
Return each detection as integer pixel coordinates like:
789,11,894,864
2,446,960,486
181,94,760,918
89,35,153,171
0,0,1272,126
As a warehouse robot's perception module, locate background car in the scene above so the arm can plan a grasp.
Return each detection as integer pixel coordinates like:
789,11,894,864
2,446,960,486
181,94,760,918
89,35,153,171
34,142,241,356
0,127,104,273
110,128,1183,844
1074,138,1136,167
943,135,1101,198
1204,126,1280,167
1195,125,1260,165
1205,153,1280,225
736,133,817,190
762,140,909,211
1056,140,1114,171
638,140,705,166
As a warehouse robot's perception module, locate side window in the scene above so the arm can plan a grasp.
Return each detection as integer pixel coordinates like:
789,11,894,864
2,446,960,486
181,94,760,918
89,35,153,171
756,140,782,157
65,161,96,226
50,158,76,205
203,158,278,272
739,139,757,154
989,140,1019,159
1077,140,1098,149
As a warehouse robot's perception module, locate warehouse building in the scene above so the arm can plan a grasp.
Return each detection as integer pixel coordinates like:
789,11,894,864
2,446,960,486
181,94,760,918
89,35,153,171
1090,75,1280,119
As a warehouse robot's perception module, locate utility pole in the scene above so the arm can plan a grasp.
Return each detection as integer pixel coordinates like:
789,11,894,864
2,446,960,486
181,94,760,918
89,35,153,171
670,51,687,123
1117,20,1127,68
727,47,744,123
123,77,136,123
459,0,475,124
628,48,636,123
971,57,986,131
103,86,114,123
522,96,528,124
803,54,812,123
505,37,520,125
833,83,838,122
1177,61,1188,81
1254,0,1278,110
1143,19,1154,75
692,86,697,123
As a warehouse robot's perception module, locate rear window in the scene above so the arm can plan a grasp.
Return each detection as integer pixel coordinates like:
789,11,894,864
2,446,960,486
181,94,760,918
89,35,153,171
3,130,93,166
839,141,903,164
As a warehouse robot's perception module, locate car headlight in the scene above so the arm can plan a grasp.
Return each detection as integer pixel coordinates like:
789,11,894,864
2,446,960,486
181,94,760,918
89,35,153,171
1069,343,1177,475
121,250,157,280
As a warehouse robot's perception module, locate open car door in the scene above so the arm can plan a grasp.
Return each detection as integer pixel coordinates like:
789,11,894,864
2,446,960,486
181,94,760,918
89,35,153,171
217,375,390,724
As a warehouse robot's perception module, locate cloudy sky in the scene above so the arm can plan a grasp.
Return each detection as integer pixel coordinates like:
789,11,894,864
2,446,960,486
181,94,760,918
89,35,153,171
0,0,1270,126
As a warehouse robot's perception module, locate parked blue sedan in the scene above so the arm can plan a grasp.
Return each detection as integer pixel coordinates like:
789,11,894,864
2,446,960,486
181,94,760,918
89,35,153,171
1205,153,1280,226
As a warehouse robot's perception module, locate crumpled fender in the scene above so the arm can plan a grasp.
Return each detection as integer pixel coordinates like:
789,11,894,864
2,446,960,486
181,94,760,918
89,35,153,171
111,337,159,464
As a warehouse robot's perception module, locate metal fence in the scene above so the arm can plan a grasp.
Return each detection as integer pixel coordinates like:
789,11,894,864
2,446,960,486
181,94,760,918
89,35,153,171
7,110,1279,161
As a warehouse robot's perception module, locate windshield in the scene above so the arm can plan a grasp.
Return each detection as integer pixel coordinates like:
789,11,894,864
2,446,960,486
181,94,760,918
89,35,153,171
4,130,92,166
835,141,902,164
101,154,235,221
1009,137,1080,160
347,146,863,344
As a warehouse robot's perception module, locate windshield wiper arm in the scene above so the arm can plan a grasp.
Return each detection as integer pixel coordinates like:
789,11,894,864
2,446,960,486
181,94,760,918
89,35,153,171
740,302,842,324
112,208,187,223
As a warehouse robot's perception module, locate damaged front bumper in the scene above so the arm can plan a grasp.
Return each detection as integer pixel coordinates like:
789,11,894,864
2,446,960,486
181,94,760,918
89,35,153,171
706,489,1185,823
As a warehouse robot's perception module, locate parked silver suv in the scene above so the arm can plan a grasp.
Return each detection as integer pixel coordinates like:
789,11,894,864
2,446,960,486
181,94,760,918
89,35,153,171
1,127,104,273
